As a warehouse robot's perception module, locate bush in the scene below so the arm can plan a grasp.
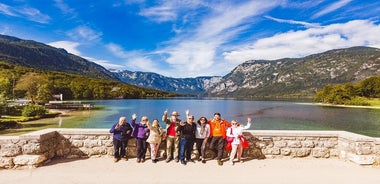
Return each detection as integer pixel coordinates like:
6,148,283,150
22,105,47,117
4,106,23,116
347,97,370,106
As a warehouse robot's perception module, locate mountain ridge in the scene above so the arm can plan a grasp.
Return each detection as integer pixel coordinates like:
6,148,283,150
206,46,380,97
0,34,117,81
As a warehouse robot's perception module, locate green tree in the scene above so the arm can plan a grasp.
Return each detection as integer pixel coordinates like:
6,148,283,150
0,77,12,103
15,73,52,104
359,76,380,98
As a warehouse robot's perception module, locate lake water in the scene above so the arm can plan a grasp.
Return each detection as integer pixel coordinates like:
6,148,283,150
2,99,380,137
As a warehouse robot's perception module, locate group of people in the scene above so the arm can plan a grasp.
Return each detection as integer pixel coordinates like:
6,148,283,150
109,110,252,166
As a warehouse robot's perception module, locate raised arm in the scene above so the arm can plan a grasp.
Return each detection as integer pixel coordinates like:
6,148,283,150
130,113,138,127
242,118,252,130
162,109,170,124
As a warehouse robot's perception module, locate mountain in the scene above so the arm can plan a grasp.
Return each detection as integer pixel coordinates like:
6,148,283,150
0,34,117,80
206,46,380,98
114,70,222,95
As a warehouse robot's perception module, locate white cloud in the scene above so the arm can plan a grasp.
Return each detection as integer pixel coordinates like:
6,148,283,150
0,3,50,23
138,0,205,22
0,3,16,16
54,0,76,15
83,56,126,70
312,0,352,19
106,43,162,73
222,20,380,62
264,15,321,28
48,41,81,55
139,5,177,22
67,26,102,42
158,0,281,77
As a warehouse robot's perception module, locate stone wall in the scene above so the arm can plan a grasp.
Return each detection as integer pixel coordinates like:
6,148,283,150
0,129,379,169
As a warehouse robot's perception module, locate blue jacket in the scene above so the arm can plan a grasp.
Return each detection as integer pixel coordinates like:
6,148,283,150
130,119,150,139
109,122,133,141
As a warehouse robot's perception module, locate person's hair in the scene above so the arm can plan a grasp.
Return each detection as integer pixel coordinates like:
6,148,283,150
119,117,126,124
153,119,160,127
197,117,208,126
214,112,221,116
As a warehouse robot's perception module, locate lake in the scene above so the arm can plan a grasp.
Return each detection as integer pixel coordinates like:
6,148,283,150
2,99,380,137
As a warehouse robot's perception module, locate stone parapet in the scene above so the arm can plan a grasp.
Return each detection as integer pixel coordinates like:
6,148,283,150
0,129,379,169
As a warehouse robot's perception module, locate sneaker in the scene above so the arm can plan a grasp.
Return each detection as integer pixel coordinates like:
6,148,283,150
188,159,195,163
230,161,234,165
113,158,119,163
217,160,223,166
121,157,128,161
136,159,141,163
165,158,172,163
175,158,179,163
202,159,206,164
141,158,145,163
152,159,157,163
181,160,187,165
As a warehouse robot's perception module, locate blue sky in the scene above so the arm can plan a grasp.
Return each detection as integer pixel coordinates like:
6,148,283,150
1,0,380,78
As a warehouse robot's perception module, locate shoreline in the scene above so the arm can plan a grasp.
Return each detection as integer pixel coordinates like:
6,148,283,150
298,102,380,109
0,109,97,136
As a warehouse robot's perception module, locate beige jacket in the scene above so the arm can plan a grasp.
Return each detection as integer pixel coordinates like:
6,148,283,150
147,124,163,144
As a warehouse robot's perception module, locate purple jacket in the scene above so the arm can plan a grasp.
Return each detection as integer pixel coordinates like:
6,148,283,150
109,122,132,140
130,119,150,139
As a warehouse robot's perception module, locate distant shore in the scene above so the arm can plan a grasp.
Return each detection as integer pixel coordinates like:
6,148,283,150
301,102,380,109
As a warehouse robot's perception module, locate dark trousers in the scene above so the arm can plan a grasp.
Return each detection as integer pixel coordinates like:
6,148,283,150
209,136,225,160
195,138,206,159
136,138,148,159
179,138,194,161
113,138,128,159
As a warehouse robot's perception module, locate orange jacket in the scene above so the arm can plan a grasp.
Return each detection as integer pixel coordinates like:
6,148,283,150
208,119,231,139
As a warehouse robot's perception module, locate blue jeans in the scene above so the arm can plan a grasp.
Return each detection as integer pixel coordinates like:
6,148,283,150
179,138,194,161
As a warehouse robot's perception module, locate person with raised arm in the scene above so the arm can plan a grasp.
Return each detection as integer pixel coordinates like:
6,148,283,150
208,112,232,166
131,114,150,163
226,118,252,165
109,116,133,162
162,110,182,163
146,119,163,163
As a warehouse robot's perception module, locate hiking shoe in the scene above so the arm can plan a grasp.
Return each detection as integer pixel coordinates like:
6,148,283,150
217,160,223,166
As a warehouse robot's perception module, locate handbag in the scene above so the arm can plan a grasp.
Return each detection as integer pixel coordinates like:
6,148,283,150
240,135,249,149
225,142,232,151
226,128,234,143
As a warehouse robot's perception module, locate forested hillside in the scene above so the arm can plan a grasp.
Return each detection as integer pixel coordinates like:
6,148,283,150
0,61,176,104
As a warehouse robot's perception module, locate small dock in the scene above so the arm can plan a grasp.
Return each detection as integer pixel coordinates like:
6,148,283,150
44,101,93,110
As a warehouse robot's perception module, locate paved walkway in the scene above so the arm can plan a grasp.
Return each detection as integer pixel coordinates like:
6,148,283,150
0,157,379,184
